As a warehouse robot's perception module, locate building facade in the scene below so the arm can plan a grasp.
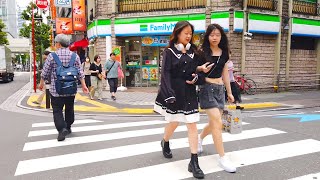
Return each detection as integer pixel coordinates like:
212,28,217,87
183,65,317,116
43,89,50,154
87,0,320,91
0,0,18,38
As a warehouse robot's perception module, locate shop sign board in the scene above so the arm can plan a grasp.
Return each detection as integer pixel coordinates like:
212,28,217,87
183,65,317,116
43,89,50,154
292,18,320,38
233,11,244,32
141,36,169,47
112,46,122,62
115,14,206,36
72,0,86,31
56,18,73,34
248,13,280,34
55,0,72,8
211,12,230,32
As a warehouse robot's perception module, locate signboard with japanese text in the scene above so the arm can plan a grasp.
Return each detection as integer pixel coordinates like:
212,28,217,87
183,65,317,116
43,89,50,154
112,46,122,62
36,0,48,9
72,0,86,31
55,0,72,8
56,18,73,34
141,36,169,47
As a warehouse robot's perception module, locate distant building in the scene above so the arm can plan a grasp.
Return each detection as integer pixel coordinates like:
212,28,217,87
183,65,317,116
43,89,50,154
0,0,18,38
17,5,26,37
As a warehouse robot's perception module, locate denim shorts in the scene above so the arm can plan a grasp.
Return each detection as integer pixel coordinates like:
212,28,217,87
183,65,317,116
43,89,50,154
198,83,225,110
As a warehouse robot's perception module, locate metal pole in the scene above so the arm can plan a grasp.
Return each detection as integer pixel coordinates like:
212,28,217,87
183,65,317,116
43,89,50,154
285,0,293,91
241,0,248,74
32,1,37,93
274,0,283,92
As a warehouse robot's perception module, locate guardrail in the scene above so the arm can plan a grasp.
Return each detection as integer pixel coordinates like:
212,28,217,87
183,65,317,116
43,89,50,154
118,0,206,13
247,0,277,11
293,0,319,16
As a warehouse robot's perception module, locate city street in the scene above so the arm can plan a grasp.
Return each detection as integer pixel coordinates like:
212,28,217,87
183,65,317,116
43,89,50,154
0,73,319,180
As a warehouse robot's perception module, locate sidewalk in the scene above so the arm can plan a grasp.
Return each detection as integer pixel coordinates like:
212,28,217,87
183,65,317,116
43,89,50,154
20,86,320,115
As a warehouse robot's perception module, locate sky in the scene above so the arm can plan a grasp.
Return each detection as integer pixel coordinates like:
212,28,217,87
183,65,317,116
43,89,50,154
16,0,32,8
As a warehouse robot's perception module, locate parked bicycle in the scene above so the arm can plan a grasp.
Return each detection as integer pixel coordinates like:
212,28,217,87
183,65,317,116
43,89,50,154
234,73,257,95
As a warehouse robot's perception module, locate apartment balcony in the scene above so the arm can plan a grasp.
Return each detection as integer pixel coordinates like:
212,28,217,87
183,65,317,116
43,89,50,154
293,0,319,16
247,0,277,10
118,0,206,13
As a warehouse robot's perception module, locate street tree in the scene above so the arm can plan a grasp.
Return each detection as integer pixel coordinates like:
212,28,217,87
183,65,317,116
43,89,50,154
19,2,51,67
0,19,9,45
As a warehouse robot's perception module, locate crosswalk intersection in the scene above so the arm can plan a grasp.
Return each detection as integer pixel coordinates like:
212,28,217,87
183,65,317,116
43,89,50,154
14,117,320,179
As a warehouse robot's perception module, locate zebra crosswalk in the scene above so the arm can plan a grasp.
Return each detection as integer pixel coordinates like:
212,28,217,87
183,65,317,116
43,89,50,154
15,118,320,179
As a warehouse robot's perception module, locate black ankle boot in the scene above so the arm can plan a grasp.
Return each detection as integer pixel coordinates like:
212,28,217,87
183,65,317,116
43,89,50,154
161,139,172,158
188,153,204,179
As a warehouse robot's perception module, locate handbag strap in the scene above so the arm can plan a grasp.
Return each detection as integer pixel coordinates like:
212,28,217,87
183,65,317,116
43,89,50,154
108,61,116,71
206,55,221,77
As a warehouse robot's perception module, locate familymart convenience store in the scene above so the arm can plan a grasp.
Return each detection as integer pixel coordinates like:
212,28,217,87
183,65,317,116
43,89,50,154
88,14,206,87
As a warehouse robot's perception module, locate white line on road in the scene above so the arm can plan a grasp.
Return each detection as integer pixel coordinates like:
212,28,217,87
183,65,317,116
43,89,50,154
32,120,103,128
23,122,250,151
289,172,320,180
250,112,304,118
16,127,280,176
82,139,320,180
28,120,168,137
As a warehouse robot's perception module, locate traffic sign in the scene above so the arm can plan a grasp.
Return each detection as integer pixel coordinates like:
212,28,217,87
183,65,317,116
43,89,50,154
36,0,48,9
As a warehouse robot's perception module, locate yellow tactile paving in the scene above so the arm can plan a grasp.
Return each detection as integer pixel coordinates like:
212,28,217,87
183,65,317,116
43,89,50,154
27,94,282,114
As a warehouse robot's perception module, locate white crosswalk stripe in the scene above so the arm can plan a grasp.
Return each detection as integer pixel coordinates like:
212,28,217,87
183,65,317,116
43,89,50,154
15,118,320,179
289,172,320,180
32,119,103,128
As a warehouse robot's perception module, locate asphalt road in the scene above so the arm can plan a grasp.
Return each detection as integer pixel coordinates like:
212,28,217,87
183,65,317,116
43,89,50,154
0,72,319,180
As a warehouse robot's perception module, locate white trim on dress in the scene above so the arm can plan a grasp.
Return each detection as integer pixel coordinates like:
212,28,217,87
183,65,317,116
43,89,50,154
154,104,200,123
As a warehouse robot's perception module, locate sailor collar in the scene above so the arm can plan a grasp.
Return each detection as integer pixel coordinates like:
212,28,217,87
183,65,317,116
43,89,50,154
168,46,195,59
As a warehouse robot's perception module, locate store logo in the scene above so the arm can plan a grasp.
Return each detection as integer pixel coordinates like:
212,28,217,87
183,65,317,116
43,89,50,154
150,23,176,32
140,25,148,32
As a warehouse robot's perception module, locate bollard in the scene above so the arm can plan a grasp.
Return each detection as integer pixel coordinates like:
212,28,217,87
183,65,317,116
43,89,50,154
45,84,50,109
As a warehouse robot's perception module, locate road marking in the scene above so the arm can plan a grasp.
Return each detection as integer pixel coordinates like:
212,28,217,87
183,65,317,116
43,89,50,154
15,127,278,176
32,120,103,128
28,120,168,137
289,172,320,179
82,139,320,180
250,112,304,118
24,122,249,151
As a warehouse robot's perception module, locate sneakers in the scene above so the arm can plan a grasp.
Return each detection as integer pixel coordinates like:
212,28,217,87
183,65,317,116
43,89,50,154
198,136,203,154
218,156,237,173
57,128,69,141
111,96,116,101
66,127,72,135
98,98,103,100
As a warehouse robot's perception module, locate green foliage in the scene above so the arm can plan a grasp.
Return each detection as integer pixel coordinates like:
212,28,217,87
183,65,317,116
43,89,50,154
19,2,51,65
0,19,9,45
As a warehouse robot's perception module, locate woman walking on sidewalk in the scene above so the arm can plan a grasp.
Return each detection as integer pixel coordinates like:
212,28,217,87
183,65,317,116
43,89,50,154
104,53,121,101
89,55,103,100
154,21,205,179
82,56,92,90
225,52,243,110
196,24,237,173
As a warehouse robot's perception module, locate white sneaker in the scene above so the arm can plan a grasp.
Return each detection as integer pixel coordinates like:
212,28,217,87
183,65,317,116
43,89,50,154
218,156,237,173
197,135,203,154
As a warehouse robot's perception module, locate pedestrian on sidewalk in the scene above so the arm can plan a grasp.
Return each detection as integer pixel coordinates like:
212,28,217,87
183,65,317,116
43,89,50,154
154,21,205,179
89,55,103,100
196,24,237,173
33,50,51,105
39,34,89,141
104,52,121,101
225,51,243,110
82,56,92,89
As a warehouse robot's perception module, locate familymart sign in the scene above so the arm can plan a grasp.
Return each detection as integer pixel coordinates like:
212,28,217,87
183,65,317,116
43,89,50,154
115,14,205,36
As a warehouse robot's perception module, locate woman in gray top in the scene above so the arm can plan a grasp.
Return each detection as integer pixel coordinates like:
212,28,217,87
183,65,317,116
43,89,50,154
104,53,121,100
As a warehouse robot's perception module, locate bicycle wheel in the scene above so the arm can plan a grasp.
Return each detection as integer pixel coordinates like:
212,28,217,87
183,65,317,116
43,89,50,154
244,79,257,95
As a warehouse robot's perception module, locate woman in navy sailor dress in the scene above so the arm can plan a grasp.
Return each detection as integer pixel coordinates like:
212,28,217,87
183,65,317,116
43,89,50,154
153,21,206,179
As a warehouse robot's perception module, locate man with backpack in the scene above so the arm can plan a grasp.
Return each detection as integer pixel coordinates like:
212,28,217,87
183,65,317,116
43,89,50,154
39,34,89,141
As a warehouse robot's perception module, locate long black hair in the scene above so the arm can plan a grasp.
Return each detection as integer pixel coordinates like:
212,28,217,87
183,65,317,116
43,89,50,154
200,24,230,61
168,21,197,53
